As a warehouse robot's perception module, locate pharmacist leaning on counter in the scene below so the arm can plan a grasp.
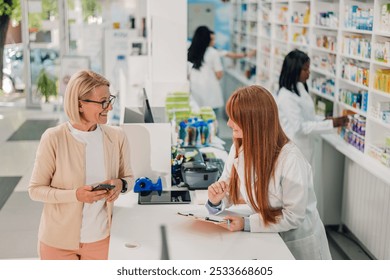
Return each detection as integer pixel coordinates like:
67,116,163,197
206,85,332,260
28,70,134,260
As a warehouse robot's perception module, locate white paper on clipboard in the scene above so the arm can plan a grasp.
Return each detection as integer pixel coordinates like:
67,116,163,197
177,211,227,224
178,205,252,224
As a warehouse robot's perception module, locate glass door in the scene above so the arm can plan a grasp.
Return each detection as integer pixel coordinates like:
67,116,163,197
21,0,61,108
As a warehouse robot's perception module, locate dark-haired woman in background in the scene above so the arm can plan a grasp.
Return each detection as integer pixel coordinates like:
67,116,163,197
277,49,348,165
188,26,251,117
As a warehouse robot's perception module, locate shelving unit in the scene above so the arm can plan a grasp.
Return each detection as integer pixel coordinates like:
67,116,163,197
231,0,259,84
230,0,390,171
228,0,390,259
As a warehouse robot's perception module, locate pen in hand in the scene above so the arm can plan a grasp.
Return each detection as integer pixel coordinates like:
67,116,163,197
222,216,244,232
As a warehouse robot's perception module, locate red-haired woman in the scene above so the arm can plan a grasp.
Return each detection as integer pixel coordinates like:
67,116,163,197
206,85,331,260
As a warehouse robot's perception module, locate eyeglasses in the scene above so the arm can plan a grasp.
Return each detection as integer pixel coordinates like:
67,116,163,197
80,95,116,109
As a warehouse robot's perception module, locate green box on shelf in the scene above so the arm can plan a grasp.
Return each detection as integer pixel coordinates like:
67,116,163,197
315,97,333,118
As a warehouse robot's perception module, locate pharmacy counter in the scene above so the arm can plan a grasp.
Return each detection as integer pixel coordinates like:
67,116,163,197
108,190,294,260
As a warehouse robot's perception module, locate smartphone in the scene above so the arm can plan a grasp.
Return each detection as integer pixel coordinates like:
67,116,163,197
92,184,115,191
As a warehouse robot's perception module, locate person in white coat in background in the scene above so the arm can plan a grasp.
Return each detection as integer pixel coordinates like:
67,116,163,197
188,26,224,117
206,85,332,260
187,26,253,118
277,49,348,165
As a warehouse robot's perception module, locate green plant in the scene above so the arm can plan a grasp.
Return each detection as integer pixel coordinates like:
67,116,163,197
81,0,101,21
0,0,20,91
36,69,57,103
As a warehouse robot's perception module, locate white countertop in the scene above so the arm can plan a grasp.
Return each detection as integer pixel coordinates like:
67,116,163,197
108,191,294,260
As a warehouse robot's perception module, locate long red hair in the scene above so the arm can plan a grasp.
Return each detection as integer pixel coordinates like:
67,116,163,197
226,85,289,225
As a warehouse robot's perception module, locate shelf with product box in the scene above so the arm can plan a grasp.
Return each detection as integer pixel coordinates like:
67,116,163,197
164,92,226,151
310,0,339,122
335,1,387,169
228,0,390,259
229,0,390,170
230,0,258,84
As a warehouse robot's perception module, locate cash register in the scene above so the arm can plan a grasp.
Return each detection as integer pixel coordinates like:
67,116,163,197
179,147,221,190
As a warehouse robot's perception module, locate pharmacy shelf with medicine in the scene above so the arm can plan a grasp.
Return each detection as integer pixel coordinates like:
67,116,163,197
228,0,390,259
230,0,259,84
229,0,390,171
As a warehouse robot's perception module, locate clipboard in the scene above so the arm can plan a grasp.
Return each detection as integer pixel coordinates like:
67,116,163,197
177,211,228,224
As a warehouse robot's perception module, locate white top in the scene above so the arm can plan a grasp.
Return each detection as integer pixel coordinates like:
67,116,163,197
67,123,109,243
217,142,331,260
277,82,333,164
188,46,224,109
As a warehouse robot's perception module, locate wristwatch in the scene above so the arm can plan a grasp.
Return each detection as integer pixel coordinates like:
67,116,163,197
120,178,128,193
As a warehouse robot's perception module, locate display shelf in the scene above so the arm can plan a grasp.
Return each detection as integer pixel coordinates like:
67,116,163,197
375,30,390,37
338,102,368,117
313,25,339,31
341,28,373,35
339,78,370,91
311,66,336,78
226,0,390,261
290,23,310,28
230,0,259,82
372,60,390,67
321,133,390,185
341,53,372,63
367,115,390,129
225,68,252,87
311,46,337,55
231,0,390,173
371,88,390,98
310,88,335,102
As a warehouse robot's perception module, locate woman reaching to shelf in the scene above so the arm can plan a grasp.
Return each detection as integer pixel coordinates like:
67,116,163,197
187,25,255,118
276,49,349,165
206,85,331,260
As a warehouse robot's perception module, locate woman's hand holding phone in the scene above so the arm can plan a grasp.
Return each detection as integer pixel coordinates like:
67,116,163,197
75,179,123,203
100,179,123,203
76,185,109,203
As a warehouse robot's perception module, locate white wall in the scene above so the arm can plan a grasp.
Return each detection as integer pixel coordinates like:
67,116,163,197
146,0,189,106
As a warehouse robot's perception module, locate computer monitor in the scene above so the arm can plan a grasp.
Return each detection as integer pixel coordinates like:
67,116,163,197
143,88,155,123
123,107,144,123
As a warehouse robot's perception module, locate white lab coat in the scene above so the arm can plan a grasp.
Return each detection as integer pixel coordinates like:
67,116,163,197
218,142,331,260
188,46,224,109
277,82,333,164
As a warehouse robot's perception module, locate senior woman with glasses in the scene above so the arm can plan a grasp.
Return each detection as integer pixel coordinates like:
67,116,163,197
28,70,134,260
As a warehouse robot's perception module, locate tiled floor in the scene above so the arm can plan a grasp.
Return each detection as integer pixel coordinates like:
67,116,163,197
0,98,367,260
0,98,67,259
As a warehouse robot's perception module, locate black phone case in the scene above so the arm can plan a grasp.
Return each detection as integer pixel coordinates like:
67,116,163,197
93,184,115,191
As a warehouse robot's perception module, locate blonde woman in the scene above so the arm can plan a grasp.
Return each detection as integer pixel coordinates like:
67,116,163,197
29,70,134,260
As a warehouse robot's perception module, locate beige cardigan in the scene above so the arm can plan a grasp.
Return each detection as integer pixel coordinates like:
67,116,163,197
28,123,134,250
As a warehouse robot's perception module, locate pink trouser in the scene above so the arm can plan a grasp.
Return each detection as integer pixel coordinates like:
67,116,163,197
39,236,110,260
